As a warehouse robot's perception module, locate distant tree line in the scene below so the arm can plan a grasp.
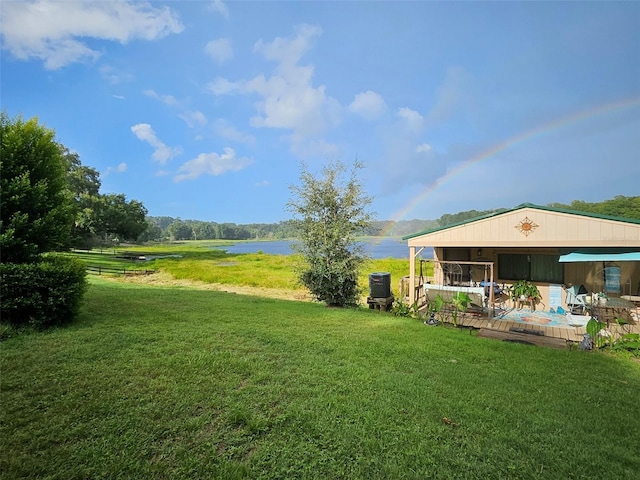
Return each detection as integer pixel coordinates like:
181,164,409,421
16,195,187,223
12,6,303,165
147,195,639,241
548,196,640,221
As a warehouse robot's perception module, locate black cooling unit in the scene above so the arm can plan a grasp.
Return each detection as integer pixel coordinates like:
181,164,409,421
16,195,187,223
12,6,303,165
369,272,391,298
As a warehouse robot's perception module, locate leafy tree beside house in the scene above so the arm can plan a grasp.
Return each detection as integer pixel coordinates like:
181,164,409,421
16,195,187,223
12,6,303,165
1,112,87,328
287,160,373,307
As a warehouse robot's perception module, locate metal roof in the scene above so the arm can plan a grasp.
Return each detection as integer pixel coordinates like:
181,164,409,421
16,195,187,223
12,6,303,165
402,203,640,241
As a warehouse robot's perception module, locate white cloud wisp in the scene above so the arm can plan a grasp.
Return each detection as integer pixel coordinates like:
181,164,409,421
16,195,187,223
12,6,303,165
131,123,182,164
1,0,184,69
174,148,252,182
205,38,233,64
207,24,341,156
349,91,387,120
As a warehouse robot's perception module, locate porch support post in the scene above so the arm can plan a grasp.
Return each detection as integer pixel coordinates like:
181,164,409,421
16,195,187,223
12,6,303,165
488,263,495,324
409,246,416,306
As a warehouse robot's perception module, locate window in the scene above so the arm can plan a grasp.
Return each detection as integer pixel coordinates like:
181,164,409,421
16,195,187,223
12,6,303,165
498,254,563,283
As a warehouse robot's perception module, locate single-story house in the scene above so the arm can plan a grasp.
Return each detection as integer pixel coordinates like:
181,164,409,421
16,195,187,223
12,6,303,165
402,203,640,315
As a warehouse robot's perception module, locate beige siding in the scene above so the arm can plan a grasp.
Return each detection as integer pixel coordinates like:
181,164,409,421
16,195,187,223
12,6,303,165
405,205,640,307
408,207,640,247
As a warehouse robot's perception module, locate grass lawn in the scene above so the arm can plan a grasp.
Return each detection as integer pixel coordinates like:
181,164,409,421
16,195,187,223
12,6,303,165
2,278,639,479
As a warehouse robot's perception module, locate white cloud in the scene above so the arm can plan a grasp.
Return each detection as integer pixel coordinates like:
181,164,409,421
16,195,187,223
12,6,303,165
174,148,252,182
289,134,339,159
208,0,229,19
206,77,239,95
112,94,125,100
144,89,179,107
103,162,127,175
245,71,336,136
205,38,233,64
1,0,184,70
255,180,269,187
416,143,432,153
349,91,387,120
131,123,182,164
208,24,341,155
397,107,425,132
253,24,321,65
100,65,134,84
179,110,207,128
213,119,256,145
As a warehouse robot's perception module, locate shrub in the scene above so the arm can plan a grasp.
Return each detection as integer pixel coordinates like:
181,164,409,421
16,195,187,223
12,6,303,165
301,260,360,307
0,255,88,328
390,298,419,318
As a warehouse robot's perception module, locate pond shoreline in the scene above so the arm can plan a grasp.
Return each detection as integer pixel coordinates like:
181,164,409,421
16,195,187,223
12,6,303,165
211,238,434,260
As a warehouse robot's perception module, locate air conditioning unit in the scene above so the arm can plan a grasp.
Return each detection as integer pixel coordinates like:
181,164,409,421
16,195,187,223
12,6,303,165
369,272,391,298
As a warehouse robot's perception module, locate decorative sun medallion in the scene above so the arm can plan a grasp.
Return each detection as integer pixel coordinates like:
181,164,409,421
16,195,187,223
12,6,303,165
515,216,539,237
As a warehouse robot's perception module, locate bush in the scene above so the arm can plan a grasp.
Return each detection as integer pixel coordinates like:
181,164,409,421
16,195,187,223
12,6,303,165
0,255,88,328
301,260,360,307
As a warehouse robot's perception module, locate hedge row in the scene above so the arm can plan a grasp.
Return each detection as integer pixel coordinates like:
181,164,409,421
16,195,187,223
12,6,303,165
1,255,88,329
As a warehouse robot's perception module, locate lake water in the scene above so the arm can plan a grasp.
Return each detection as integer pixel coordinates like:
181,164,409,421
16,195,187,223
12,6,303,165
217,238,433,260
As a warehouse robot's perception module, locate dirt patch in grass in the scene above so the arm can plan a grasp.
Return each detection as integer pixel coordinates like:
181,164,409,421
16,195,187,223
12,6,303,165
113,271,314,302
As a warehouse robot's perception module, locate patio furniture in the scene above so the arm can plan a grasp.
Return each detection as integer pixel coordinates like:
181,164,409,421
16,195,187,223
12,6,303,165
566,313,591,327
441,263,463,286
424,284,485,309
588,297,636,326
565,284,588,315
423,284,486,321
621,295,640,306
480,281,508,309
480,281,503,296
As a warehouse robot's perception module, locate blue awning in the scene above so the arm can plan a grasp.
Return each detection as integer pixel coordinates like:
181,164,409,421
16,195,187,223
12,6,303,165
559,252,640,263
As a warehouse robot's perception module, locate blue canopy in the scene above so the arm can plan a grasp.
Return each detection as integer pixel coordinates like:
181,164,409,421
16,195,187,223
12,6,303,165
559,252,640,262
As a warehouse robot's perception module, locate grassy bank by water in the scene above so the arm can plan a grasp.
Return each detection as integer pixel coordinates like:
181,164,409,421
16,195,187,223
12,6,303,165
2,278,639,479
72,242,424,297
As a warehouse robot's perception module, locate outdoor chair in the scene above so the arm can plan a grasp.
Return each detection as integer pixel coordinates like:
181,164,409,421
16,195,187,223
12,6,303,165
565,284,588,315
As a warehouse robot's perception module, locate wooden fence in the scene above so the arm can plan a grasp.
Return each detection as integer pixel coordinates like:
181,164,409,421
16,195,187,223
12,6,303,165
86,265,156,276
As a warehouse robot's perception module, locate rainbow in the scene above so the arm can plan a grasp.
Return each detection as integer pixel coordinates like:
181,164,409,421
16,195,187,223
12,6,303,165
380,96,640,236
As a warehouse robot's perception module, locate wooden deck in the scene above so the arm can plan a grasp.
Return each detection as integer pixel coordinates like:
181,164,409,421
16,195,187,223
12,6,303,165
429,312,640,349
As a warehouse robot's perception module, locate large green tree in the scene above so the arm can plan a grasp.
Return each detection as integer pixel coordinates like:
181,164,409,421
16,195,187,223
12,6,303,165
287,160,373,307
1,112,74,263
1,113,87,328
62,146,102,247
94,193,148,243
62,147,149,247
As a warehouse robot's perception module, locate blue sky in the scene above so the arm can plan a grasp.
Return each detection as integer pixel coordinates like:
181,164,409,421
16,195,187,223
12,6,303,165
2,1,639,224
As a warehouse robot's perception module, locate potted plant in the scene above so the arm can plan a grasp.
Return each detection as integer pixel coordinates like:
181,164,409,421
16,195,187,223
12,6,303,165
595,291,608,306
510,280,541,311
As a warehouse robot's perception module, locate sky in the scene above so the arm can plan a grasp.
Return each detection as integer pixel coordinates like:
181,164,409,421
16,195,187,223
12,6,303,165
1,1,639,225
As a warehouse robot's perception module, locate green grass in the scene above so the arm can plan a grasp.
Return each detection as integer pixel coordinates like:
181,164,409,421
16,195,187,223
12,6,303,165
2,278,639,479
69,243,425,295
65,250,153,273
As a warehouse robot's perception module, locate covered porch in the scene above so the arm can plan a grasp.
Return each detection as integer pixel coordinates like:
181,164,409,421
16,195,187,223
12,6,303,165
401,204,640,347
